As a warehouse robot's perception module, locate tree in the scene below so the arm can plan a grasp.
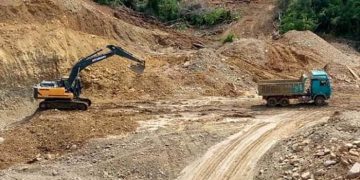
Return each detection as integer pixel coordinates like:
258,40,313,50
280,0,360,41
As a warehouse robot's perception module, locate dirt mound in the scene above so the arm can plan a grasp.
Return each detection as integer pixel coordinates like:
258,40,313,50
281,31,360,67
256,111,360,180
0,108,139,170
218,38,323,80
218,31,360,85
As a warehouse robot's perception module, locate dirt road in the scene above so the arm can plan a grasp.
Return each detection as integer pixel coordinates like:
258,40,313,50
177,109,331,180
223,0,277,39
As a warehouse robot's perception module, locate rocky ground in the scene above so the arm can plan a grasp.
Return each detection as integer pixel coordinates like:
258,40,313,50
256,110,360,180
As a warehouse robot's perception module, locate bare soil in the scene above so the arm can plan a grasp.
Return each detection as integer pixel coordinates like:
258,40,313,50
0,0,359,179
0,106,140,170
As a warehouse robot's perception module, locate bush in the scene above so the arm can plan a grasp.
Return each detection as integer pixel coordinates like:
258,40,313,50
94,0,123,6
223,33,235,43
279,0,318,33
186,8,236,26
93,0,238,26
147,0,180,21
95,0,146,11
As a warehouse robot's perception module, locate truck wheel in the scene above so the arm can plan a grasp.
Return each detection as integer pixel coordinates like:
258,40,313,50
314,96,326,106
279,98,290,107
267,98,277,107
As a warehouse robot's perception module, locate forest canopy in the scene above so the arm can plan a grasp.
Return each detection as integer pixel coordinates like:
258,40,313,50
280,0,360,41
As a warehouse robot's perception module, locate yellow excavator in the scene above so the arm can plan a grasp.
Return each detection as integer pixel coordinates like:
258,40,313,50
33,45,145,110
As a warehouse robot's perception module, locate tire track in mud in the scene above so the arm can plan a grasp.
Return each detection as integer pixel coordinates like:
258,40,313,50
177,110,331,180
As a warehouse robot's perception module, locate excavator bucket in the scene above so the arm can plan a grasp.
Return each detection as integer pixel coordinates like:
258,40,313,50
129,63,145,74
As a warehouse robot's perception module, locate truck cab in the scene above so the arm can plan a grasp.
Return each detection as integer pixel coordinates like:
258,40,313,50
310,70,332,105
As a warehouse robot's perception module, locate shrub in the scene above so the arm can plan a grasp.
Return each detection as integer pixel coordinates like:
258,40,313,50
93,0,238,26
146,0,180,21
279,0,318,33
94,0,123,6
223,33,235,43
94,0,146,11
186,8,236,26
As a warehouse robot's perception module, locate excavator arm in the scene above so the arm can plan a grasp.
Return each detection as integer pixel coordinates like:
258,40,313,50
34,44,145,111
65,45,145,91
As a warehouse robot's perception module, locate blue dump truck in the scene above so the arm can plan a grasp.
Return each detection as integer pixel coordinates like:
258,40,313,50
257,70,332,107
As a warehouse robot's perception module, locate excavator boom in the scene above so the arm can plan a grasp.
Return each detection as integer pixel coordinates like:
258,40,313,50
33,45,145,110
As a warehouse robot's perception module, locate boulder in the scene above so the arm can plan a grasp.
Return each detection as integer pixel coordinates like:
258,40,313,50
301,171,311,179
347,163,360,179
324,160,337,167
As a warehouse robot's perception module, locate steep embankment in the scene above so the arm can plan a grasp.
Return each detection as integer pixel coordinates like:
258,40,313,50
0,0,193,127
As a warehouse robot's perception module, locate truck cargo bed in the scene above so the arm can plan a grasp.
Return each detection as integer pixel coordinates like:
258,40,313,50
257,75,307,97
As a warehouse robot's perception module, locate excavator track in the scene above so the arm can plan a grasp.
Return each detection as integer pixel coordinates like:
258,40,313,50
78,98,92,107
39,99,89,111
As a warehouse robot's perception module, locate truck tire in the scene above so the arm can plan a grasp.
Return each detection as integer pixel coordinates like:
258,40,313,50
279,98,290,107
267,97,277,107
314,96,326,106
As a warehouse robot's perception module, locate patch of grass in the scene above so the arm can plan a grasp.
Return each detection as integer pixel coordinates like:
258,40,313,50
223,33,235,43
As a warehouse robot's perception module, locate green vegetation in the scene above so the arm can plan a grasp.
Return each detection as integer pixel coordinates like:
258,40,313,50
280,0,360,40
93,0,237,26
186,8,237,26
94,0,123,6
147,0,180,21
223,33,235,43
94,0,147,11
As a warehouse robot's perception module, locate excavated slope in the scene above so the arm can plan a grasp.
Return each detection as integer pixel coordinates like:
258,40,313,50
0,0,358,126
